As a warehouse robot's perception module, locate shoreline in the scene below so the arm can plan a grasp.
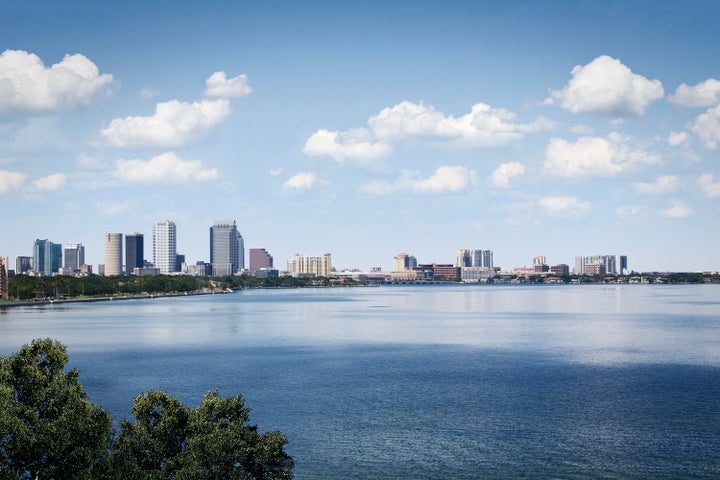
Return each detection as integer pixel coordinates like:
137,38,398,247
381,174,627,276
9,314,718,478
0,289,231,309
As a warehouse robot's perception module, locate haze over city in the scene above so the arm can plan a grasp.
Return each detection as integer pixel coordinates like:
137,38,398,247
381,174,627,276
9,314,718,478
2,1,719,272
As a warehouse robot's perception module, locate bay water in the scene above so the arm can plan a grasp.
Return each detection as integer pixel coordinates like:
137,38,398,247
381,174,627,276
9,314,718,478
1,284,719,478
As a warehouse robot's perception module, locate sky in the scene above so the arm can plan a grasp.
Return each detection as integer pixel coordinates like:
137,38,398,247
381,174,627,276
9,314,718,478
1,0,719,273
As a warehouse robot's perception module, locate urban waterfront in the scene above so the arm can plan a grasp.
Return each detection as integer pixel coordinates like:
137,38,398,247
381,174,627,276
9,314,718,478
1,284,719,479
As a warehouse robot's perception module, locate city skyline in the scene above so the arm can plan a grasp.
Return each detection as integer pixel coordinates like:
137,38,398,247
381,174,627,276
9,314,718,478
2,2,720,272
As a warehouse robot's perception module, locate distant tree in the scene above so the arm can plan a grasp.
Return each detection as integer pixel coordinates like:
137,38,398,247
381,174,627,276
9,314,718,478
106,390,293,480
0,338,113,479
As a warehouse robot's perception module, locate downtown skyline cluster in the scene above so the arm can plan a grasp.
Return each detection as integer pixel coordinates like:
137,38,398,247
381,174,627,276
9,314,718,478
1,2,719,273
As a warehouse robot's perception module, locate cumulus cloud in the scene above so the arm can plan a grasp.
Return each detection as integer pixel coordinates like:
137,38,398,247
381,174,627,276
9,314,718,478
28,173,66,192
661,201,694,218
698,173,720,198
0,50,113,114
544,132,659,177
668,79,720,107
283,172,317,191
690,104,720,149
361,165,475,195
113,152,218,184
490,162,525,187
101,99,231,148
204,71,252,98
538,195,590,218
546,55,663,117
304,101,553,162
667,131,688,146
269,167,284,176
633,175,679,195
0,170,26,194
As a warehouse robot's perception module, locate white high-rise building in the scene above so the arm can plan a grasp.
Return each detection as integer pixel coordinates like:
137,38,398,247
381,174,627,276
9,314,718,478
393,253,417,272
104,234,123,276
153,221,177,274
457,249,493,268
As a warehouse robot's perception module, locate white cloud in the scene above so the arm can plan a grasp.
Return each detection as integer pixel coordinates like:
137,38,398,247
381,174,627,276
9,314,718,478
113,152,218,184
633,175,679,195
204,71,252,98
361,165,475,195
668,79,720,107
0,49,113,114
0,170,26,194
304,101,554,162
490,161,525,187
269,168,284,176
690,104,720,149
283,172,317,191
303,129,392,163
28,173,66,192
538,195,590,218
101,99,231,148
616,205,649,220
661,201,694,218
544,133,660,177
698,173,720,198
667,131,688,146
546,55,664,117
571,124,594,136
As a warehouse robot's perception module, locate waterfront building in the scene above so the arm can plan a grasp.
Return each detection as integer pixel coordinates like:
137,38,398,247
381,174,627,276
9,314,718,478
461,267,496,283
125,233,144,274
16,256,32,274
393,253,417,271
153,220,177,274
184,261,212,276
574,255,619,275
104,233,123,276
618,255,629,275
63,243,85,273
0,257,8,300
551,264,570,276
254,268,279,278
210,220,243,276
249,248,273,274
419,264,460,282
33,239,61,276
288,253,332,277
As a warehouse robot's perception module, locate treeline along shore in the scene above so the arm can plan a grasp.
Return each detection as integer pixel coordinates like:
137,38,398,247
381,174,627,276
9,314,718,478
1,271,718,306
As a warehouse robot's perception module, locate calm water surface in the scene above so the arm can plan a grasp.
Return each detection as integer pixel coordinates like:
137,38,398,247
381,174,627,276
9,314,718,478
1,284,719,478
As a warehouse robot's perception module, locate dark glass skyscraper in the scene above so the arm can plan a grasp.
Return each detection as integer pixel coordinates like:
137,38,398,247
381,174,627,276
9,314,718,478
210,220,243,276
125,232,144,274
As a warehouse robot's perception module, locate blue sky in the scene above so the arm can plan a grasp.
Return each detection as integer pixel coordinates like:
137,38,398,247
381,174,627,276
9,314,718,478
1,0,719,272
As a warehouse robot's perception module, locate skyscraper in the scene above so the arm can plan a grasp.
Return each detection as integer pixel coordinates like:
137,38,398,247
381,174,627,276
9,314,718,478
153,221,177,274
393,253,417,271
125,232,144,274
0,257,8,300
210,220,241,276
249,248,273,274
63,243,85,273
457,249,493,268
33,239,61,276
104,233,123,276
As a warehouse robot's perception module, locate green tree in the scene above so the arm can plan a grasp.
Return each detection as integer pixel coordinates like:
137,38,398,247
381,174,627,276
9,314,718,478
0,338,113,480
107,390,293,480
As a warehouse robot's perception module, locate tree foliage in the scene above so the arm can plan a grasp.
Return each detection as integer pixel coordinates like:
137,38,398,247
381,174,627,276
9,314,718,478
0,339,112,480
0,339,294,480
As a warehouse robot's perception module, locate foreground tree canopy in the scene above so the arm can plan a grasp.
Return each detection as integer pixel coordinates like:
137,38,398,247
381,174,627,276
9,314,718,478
0,339,293,480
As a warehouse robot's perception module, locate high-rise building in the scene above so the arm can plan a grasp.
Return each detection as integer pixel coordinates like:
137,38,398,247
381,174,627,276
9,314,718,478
456,249,493,268
16,256,32,274
33,239,61,276
393,253,417,271
0,257,8,300
249,248,273,274
125,233,144,274
153,221,177,274
63,243,85,273
104,233,123,276
288,253,332,277
210,220,242,276
618,255,628,275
